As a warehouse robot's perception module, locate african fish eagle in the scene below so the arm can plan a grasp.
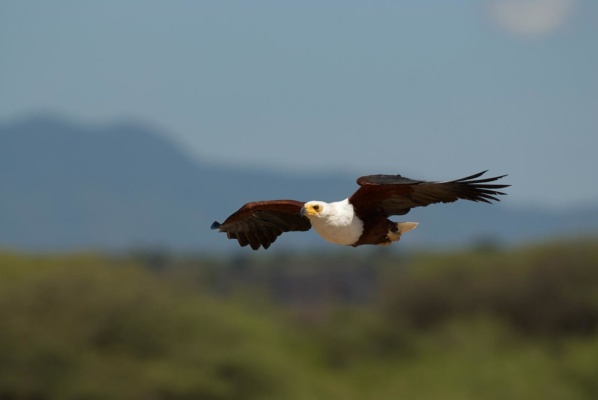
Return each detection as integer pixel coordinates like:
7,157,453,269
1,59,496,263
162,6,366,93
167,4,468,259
211,170,509,250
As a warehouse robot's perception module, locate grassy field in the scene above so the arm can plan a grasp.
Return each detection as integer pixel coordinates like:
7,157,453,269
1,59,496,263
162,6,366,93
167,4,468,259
1,239,598,399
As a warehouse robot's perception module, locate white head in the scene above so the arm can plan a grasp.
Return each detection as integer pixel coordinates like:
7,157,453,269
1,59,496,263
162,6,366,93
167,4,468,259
301,201,328,219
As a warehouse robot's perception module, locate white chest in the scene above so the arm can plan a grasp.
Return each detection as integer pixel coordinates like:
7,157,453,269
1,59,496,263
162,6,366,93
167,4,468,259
309,200,364,245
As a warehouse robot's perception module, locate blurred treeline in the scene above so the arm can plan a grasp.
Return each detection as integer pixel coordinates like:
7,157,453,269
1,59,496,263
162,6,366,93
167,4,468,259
1,239,598,399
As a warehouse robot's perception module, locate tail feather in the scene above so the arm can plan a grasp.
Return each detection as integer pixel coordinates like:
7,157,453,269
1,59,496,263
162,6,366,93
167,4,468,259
385,222,419,244
398,222,418,234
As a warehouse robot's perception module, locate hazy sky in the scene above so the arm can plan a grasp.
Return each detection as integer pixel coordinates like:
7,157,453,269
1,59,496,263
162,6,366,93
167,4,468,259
1,0,597,209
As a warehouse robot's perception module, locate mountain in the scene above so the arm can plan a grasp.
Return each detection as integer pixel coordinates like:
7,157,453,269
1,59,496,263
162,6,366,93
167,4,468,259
1,115,596,252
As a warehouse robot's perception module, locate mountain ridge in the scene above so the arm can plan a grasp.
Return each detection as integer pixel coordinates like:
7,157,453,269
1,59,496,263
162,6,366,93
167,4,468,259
1,115,596,252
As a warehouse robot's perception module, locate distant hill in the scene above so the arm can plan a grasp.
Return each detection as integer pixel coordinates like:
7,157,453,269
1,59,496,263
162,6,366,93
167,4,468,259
1,115,597,252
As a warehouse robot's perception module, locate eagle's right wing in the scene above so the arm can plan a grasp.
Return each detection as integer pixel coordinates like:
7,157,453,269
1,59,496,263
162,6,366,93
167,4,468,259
211,200,311,250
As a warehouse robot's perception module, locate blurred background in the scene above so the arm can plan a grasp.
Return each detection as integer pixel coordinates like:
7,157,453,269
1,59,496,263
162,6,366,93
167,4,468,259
1,1,598,399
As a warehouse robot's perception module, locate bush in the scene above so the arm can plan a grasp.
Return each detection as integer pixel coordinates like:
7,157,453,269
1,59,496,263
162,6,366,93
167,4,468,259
0,254,308,400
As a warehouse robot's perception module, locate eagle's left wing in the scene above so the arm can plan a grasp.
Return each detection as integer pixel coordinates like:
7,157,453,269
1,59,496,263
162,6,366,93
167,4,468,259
348,170,509,217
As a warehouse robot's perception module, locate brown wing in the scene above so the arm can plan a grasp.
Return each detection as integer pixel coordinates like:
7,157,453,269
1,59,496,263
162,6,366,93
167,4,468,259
349,170,509,217
211,200,311,250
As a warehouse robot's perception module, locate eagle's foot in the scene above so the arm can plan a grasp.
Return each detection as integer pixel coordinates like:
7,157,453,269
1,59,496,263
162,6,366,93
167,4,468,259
387,230,402,243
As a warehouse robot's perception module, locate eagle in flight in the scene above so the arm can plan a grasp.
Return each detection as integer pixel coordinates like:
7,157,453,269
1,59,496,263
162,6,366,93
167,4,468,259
211,170,509,250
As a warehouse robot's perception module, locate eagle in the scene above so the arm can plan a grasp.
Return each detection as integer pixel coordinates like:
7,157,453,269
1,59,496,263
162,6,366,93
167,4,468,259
211,170,509,250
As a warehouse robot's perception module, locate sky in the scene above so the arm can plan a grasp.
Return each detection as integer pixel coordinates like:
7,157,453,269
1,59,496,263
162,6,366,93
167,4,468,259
1,0,597,209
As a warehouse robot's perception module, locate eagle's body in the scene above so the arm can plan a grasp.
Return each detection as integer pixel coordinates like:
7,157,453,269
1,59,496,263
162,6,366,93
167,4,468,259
211,170,509,250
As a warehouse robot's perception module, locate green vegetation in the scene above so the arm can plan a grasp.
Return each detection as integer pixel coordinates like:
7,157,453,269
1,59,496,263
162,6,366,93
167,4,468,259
1,239,598,399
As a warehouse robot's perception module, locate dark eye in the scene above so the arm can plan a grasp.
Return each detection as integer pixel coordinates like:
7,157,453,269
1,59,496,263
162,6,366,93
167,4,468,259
313,205,320,211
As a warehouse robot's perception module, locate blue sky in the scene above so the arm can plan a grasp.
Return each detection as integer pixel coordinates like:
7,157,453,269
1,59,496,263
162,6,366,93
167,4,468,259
1,1,597,209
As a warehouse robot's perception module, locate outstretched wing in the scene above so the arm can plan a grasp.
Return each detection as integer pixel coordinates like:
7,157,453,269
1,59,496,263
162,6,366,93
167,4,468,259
211,200,311,250
349,170,509,217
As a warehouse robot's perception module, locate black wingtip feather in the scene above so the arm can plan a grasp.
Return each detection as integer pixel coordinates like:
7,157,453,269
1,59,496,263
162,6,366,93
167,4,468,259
454,170,488,182
455,171,509,184
211,221,222,230
448,171,510,205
